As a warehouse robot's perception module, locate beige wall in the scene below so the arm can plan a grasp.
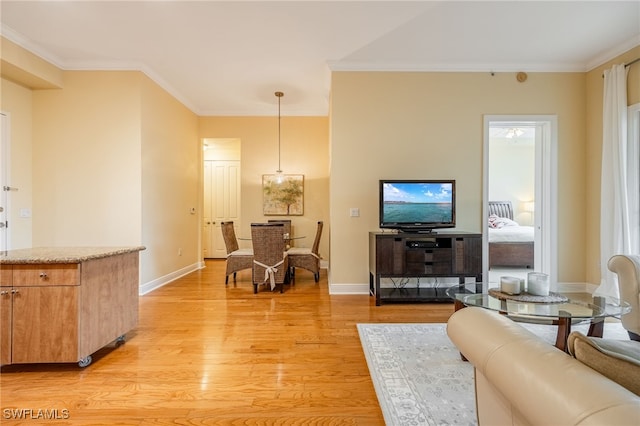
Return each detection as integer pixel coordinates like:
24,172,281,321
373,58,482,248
585,45,640,286
0,78,33,249
141,75,200,283
329,71,586,289
199,116,330,261
32,71,143,248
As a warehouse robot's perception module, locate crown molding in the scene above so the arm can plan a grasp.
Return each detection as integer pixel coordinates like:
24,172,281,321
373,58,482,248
585,35,640,71
327,60,586,73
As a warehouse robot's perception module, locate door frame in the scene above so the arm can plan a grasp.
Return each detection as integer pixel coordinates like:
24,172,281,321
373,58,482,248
483,115,558,291
1,112,10,251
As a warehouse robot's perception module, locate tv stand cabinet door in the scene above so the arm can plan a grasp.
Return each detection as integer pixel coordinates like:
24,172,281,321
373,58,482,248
454,236,482,275
371,235,405,275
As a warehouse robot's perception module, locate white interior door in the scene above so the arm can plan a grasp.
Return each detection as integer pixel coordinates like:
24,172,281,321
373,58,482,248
203,160,241,258
0,113,8,252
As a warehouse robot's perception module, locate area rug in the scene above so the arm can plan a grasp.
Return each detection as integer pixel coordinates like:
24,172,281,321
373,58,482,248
357,321,628,426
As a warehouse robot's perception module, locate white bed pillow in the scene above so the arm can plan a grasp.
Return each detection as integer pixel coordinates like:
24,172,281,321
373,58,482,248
488,214,519,228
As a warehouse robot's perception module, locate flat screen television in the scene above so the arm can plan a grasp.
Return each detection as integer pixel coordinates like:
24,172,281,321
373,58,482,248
379,179,456,232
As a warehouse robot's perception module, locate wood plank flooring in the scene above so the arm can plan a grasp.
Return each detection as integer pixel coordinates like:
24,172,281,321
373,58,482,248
0,260,455,425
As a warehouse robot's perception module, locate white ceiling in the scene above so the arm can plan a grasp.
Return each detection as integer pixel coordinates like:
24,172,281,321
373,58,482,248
1,1,639,116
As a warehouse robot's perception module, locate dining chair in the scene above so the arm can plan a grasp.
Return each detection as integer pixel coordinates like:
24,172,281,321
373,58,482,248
220,221,253,285
288,221,323,282
251,223,289,293
267,219,293,247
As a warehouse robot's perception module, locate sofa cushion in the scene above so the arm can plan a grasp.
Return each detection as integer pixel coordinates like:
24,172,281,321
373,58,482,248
568,331,640,396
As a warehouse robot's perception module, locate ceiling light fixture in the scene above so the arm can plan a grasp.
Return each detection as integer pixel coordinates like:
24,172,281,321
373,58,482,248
505,128,525,138
275,91,284,182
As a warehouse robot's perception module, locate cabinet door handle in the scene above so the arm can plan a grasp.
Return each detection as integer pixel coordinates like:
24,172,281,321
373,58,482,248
0,290,8,295
39,272,48,279
10,289,18,294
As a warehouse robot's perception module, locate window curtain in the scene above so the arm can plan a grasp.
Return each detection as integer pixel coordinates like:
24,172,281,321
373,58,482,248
597,63,638,299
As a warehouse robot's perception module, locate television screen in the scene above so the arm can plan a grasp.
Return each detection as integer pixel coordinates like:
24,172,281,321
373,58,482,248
379,180,455,232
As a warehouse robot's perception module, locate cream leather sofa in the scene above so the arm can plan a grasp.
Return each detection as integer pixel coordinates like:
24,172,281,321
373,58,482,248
447,307,640,425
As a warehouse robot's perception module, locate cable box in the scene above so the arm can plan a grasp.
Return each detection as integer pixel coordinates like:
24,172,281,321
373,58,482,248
406,240,439,249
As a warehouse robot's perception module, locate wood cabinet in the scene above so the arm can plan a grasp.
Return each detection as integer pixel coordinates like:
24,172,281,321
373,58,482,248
369,232,482,305
0,266,12,365
0,248,142,367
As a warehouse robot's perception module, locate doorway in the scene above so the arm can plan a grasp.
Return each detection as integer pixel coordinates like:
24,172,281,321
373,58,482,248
202,138,242,259
483,116,558,290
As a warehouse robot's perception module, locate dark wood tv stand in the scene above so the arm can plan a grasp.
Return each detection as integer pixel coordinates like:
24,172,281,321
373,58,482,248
369,231,482,305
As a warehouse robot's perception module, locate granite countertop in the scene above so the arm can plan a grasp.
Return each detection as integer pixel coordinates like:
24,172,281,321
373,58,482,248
0,246,146,264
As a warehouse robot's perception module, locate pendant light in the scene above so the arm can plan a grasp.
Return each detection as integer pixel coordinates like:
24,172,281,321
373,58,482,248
275,91,284,183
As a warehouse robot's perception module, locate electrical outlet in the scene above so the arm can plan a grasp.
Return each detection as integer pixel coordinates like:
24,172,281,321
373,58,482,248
350,208,360,217
178,248,182,256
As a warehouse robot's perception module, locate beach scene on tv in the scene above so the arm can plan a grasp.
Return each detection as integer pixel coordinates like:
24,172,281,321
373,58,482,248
382,182,454,223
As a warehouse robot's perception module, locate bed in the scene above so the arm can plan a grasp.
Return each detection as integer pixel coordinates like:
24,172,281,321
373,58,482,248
488,201,534,268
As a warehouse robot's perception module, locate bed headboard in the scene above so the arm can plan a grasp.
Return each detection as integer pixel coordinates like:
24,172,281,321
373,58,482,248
489,201,514,220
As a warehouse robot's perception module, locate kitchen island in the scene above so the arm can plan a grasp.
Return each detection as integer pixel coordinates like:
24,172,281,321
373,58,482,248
0,246,144,367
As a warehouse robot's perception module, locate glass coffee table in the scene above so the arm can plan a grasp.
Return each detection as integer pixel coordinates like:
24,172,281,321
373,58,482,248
446,284,631,352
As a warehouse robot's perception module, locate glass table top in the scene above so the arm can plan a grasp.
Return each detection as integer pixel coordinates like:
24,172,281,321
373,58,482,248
446,284,631,320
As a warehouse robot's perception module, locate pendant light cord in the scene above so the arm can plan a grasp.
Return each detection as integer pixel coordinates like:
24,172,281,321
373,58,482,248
275,91,283,174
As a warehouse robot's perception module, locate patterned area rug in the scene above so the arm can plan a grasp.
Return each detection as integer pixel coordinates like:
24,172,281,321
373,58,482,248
357,321,628,426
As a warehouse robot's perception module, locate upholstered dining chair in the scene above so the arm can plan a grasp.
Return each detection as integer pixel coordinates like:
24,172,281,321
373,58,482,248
288,221,323,282
607,254,640,341
221,221,253,285
251,223,289,293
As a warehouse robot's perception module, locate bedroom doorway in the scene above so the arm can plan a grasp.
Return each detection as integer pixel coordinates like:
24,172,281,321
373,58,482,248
483,116,557,291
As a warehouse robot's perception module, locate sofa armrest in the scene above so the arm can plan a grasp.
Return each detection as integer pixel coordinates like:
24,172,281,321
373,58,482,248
447,307,640,425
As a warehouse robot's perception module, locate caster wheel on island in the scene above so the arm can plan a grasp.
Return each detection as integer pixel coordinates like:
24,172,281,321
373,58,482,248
78,355,92,368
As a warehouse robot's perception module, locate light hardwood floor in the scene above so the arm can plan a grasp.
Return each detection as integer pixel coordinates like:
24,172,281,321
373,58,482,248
0,260,455,425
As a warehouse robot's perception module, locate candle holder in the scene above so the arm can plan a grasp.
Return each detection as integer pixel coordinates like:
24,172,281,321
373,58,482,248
500,276,521,295
527,272,550,296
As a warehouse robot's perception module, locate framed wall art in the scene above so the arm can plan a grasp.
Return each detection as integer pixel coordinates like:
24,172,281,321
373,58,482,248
262,174,304,215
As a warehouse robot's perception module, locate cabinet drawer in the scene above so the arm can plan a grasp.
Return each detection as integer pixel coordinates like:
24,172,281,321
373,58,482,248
406,249,451,263
0,266,12,285
13,264,80,286
405,250,426,263
432,250,451,262
406,261,451,275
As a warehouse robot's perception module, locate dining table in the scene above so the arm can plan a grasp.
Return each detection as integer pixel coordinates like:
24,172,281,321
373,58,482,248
238,234,305,249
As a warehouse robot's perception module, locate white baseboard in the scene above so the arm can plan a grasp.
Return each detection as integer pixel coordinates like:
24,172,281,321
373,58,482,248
329,283,370,295
555,281,590,293
139,261,205,295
